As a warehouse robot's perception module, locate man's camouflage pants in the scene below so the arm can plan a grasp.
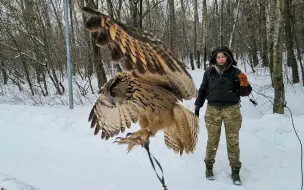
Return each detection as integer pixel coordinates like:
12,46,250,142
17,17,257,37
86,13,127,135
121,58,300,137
204,104,242,168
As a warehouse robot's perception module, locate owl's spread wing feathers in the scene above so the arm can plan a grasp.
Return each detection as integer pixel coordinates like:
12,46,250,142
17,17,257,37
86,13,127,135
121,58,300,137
164,104,199,155
81,6,197,100
164,128,183,154
88,94,138,140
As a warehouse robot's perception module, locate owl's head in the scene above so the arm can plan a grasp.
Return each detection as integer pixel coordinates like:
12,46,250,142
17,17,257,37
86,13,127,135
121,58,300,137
99,72,132,105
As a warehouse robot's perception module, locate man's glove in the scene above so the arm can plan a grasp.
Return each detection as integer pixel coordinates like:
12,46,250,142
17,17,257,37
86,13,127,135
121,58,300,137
194,106,200,117
237,72,249,86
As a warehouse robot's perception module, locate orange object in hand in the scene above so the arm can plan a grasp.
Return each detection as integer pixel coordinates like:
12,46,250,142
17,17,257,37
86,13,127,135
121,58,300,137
237,72,249,86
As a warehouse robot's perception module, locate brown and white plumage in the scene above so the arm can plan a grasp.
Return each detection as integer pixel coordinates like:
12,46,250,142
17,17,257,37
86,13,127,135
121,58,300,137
83,7,199,155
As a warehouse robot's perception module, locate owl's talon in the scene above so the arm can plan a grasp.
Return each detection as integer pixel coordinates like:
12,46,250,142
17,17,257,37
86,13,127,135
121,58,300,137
113,136,142,152
113,129,151,152
113,137,121,143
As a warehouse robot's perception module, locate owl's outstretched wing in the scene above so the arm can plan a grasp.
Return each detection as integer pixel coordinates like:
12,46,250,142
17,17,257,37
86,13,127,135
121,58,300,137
81,7,197,100
164,103,199,155
88,93,138,140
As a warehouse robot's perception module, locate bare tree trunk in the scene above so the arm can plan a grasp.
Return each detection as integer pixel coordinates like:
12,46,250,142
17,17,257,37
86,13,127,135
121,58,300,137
117,0,123,21
168,0,177,55
85,0,107,89
145,0,151,29
268,0,276,85
220,0,224,46
245,0,258,67
260,0,269,67
1,61,8,85
107,0,122,72
272,0,285,114
284,0,299,83
80,0,94,79
180,0,190,62
139,0,143,28
295,35,304,85
129,0,139,27
194,0,200,68
69,0,77,76
189,51,195,70
91,33,107,88
202,0,208,69
213,0,219,46
292,1,304,85
251,39,258,67
106,0,114,17
228,0,240,48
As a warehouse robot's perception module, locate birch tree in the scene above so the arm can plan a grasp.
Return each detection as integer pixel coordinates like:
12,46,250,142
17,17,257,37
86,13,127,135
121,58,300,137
228,0,240,48
193,0,200,68
202,0,208,69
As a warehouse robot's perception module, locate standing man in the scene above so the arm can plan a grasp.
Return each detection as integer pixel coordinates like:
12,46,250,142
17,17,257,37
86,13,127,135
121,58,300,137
194,46,252,185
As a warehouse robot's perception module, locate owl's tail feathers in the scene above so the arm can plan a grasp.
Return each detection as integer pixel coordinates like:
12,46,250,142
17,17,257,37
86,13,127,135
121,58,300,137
164,103,199,155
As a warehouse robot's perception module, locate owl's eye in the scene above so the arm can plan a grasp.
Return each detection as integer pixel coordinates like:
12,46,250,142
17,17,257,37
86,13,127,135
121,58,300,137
109,78,120,91
110,91,116,97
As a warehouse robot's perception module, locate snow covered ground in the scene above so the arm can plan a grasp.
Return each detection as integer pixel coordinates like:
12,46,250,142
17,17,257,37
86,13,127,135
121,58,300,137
0,68,304,190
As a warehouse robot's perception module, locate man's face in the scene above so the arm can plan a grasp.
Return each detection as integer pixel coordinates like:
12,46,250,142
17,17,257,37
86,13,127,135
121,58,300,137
216,52,227,65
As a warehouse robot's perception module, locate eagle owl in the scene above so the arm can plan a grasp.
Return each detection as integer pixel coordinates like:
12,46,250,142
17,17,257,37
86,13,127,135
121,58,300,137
82,7,199,155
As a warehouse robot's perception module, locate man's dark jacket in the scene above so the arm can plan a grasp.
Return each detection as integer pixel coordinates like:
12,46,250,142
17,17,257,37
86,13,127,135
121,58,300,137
194,46,252,109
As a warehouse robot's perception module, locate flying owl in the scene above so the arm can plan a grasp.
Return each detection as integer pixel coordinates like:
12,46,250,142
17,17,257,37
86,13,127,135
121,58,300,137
82,7,199,155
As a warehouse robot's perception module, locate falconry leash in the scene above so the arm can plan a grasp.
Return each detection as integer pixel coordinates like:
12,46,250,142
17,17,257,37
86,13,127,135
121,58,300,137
144,143,168,190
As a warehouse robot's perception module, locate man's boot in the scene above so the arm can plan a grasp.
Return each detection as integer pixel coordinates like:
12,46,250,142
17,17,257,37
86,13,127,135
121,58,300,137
231,166,242,185
205,163,215,180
